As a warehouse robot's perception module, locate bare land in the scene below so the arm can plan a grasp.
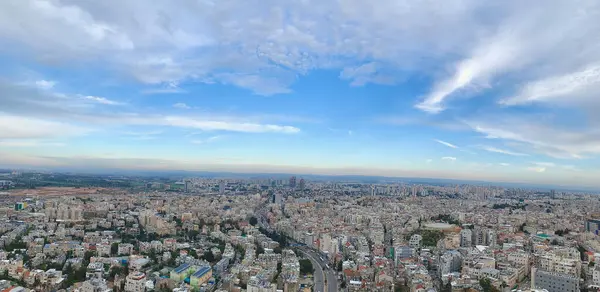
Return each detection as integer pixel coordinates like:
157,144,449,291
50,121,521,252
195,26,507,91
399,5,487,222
9,187,108,197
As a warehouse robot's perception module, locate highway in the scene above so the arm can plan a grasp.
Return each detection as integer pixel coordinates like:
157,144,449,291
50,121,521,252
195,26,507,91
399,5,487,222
298,247,338,292
256,204,337,291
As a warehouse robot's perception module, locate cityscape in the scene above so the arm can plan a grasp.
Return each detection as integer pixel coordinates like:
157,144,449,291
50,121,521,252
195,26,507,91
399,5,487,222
2,0,600,292
0,170,598,292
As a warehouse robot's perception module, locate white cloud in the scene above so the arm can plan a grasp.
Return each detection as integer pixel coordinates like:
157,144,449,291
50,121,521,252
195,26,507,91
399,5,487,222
142,88,186,95
0,115,89,139
173,103,191,109
434,139,458,149
527,166,546,173
82,95,123,105
499,163,510,166
35,80,55,90
466,117,600,159
339,63,398,86
0,140,66,147
191,136,223,144
161,116,300,134
0,0,542,95
414,1,600,113
501,64,600,106
0,0,596,100
480,146,528,156
0,80,301,134
415,31,520,113
426,159,433,163
533,162,555,167
121,131,162,140
441,156,457,161
561,165,581,172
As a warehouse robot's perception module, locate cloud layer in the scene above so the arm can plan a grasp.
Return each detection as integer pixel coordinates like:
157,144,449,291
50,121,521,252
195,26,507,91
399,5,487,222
1,0,600,187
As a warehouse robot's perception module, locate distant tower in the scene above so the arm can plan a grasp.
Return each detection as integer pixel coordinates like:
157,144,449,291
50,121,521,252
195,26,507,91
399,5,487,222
289,176,297,188
298,178,306,190
272,193,282,205
185,181,192,192
219,181,225,195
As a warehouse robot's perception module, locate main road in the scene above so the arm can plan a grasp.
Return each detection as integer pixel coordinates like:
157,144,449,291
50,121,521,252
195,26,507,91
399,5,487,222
297,247,338,292
255,203,337,291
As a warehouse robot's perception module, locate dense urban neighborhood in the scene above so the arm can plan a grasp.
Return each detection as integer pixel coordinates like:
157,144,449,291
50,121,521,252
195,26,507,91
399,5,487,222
0,171,599,292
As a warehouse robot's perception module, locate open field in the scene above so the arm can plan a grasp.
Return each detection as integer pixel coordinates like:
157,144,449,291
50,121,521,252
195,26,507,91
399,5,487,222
9,187,108,197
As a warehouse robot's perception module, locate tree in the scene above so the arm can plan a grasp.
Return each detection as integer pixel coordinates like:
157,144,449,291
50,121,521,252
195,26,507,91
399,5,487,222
111,243,119,255
272,262,282,284
479,278,500,292
337,260,343,272
443,280,452,292
249,217,258,226
188,249,198,259
109,266,127,280
203,250,215,263
84,251,95,262
519,223,527,233
299,259,313,275
256,245,265,257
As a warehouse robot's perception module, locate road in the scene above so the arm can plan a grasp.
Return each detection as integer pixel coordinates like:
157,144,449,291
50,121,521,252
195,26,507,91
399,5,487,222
255,203,337,291
298,247,338,292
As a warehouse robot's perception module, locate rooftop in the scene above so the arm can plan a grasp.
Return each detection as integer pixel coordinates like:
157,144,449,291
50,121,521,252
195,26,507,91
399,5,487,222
192,266,211,278
173,263,191,274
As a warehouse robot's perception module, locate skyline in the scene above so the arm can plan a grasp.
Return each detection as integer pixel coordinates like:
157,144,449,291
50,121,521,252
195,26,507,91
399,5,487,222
2,0,600,187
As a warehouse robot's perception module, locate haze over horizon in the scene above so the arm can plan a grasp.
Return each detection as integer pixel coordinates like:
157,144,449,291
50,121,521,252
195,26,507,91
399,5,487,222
2,0,600,187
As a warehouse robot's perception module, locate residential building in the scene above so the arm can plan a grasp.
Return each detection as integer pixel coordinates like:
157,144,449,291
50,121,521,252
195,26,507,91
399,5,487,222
125,272,146,292
532,267,579,292
190,266,212,288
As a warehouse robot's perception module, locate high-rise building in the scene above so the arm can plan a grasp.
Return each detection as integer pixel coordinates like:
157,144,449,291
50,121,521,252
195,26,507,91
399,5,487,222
272,193,282,205
289,176,297,188
460,229,472,247
298,178,306,190
586,217,600,235
219,181,225,195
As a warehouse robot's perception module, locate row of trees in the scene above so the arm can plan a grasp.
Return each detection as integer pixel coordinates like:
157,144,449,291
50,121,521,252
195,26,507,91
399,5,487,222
430,214,460,225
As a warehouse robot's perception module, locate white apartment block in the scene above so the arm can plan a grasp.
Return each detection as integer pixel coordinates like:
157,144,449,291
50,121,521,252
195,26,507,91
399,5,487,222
125,272,146,292
118,243,134,255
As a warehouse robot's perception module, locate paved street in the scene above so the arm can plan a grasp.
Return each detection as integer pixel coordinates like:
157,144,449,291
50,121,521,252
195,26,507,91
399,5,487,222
298,247,338,292
257,204,337,291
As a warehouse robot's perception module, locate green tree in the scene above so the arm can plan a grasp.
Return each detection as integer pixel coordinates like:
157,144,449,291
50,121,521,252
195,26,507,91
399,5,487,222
256,245,265,257
299,259,313,275
203,250,215,262
249,217,258,226
479,278,501,292
111,243,119,255
519,223,526,232
109,266,127,280
84,251,95,262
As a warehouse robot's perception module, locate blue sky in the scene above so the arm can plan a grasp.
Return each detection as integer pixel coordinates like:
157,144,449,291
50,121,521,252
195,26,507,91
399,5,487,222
1,0,600,187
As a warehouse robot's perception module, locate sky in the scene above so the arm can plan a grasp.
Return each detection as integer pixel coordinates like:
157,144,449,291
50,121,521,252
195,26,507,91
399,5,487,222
1,0,600,187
